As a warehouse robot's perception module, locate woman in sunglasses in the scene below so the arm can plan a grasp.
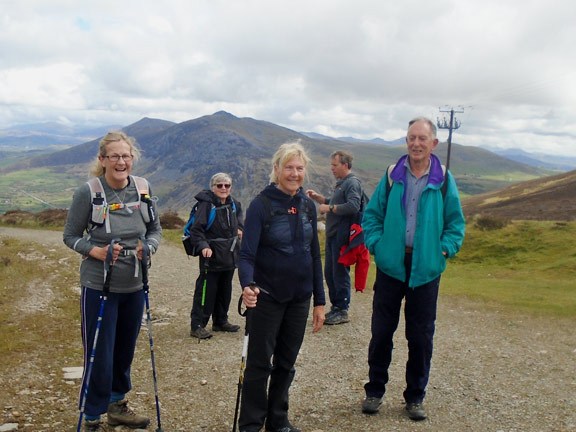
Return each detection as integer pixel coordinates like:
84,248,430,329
188,172,244,339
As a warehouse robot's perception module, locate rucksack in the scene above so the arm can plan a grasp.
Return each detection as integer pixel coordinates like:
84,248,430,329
182,200,237,256
86,175,155,234
356,189,370,225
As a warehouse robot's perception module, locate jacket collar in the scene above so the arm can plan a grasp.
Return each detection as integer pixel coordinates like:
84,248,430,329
390,154,444,187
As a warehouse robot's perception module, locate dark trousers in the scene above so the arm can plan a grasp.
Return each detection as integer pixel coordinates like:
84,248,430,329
79,287,144,416
239,295,310,432
324,235,351,310
365,255,440,404
190,269,234,329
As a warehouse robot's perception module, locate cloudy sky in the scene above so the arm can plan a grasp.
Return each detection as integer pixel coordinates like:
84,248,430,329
2,0,576,156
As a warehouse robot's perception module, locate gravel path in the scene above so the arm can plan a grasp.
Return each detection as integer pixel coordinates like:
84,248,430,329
1,227,575,432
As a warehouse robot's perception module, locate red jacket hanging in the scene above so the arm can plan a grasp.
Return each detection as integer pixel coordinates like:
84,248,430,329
338,223,370,292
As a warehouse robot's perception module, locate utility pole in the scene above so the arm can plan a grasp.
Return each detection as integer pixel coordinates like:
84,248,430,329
437,107,463,170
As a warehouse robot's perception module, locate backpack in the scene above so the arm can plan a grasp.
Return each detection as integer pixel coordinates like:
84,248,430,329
182,200,237,256
356,189,370,224
86,175,155,234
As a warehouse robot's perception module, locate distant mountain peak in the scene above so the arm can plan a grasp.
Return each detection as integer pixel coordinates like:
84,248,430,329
212,110,236,118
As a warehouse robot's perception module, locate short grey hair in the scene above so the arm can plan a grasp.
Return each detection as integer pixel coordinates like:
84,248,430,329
408,117,437,138
210,172,232,188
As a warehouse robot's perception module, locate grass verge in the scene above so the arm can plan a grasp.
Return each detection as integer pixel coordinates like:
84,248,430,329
162,221,576,318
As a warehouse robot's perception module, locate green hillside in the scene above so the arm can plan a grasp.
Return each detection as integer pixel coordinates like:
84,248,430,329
441,220,576,317
0,112,558,214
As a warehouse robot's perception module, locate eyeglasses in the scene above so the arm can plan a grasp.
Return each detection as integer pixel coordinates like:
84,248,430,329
104,154,134,162
215,184,231,189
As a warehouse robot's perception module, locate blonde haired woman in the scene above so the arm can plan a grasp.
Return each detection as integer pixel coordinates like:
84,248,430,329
63,131,162,431
237,141,325,432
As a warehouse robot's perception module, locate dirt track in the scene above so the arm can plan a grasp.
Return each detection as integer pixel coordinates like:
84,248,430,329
1,227,575,432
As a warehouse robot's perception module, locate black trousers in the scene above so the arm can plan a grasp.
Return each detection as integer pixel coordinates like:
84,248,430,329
364,255,440,404
239,294,310,432
190,269,234,329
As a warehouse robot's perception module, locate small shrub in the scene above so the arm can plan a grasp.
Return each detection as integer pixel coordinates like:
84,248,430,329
35,209,68,226
474,214,510,231
160,210,186,230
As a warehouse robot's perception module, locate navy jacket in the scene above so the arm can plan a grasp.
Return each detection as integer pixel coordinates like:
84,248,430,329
238,184,325,306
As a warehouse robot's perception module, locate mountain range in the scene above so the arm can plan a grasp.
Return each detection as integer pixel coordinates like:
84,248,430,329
1,111,572,218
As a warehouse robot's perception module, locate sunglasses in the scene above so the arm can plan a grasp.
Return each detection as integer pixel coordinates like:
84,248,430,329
215,183,231,189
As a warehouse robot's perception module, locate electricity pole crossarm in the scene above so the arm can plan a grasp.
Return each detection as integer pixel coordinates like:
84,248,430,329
437,107,464,170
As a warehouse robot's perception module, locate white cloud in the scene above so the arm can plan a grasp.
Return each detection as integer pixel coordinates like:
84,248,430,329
1,0,576,156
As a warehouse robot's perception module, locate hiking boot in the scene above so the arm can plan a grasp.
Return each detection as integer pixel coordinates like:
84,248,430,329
406,402,427,421
107,399,150,428
84,419,108,431
325,309,349,325
362,396,383,414
212,322,240,332
325,308,337,320
190,326,213,339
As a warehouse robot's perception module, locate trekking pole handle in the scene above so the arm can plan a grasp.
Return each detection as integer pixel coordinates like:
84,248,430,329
238,282,258,317
140,235,150,291
103,238,120,295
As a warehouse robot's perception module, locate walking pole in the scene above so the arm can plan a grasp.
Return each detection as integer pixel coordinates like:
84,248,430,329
232,282,256,432
198,258,209,344
140,236,164,432
76,239,119,432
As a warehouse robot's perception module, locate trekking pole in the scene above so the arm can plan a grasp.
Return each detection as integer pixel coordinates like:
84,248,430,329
76,239,119,432
140,236,164,432
232,282,256,432
198,258,209,344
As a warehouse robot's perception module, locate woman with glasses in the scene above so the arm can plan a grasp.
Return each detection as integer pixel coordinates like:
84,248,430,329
237,142,325,432
188,172,244,339
63,131,162,431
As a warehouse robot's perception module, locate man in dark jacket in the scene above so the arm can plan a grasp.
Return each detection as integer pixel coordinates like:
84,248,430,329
307,150,363,325
189,172,244,339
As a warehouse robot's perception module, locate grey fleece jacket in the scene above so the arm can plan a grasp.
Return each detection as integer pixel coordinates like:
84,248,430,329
324,173,363,238
63,175,162,293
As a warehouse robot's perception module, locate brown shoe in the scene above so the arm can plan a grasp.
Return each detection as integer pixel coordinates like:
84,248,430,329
107,399,150,428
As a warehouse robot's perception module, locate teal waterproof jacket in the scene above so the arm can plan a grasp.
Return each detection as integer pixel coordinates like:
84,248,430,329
362,154,465,288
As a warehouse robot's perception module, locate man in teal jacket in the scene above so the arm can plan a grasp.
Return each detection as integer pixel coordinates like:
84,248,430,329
361,117,465,421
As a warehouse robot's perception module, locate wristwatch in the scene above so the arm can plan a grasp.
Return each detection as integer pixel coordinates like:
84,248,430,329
329,203,334,213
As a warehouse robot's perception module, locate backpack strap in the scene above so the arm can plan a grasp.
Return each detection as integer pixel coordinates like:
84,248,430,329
131,175,156,225
87,177,112,234
257,194,314,240
256,194,275,233
385,164,396,200
87,176,155,234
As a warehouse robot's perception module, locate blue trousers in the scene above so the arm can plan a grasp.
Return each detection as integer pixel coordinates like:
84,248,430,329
190,269,234,329
239,295,310,432
365,257,440,404
324,235,351,311
79,287,144,416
